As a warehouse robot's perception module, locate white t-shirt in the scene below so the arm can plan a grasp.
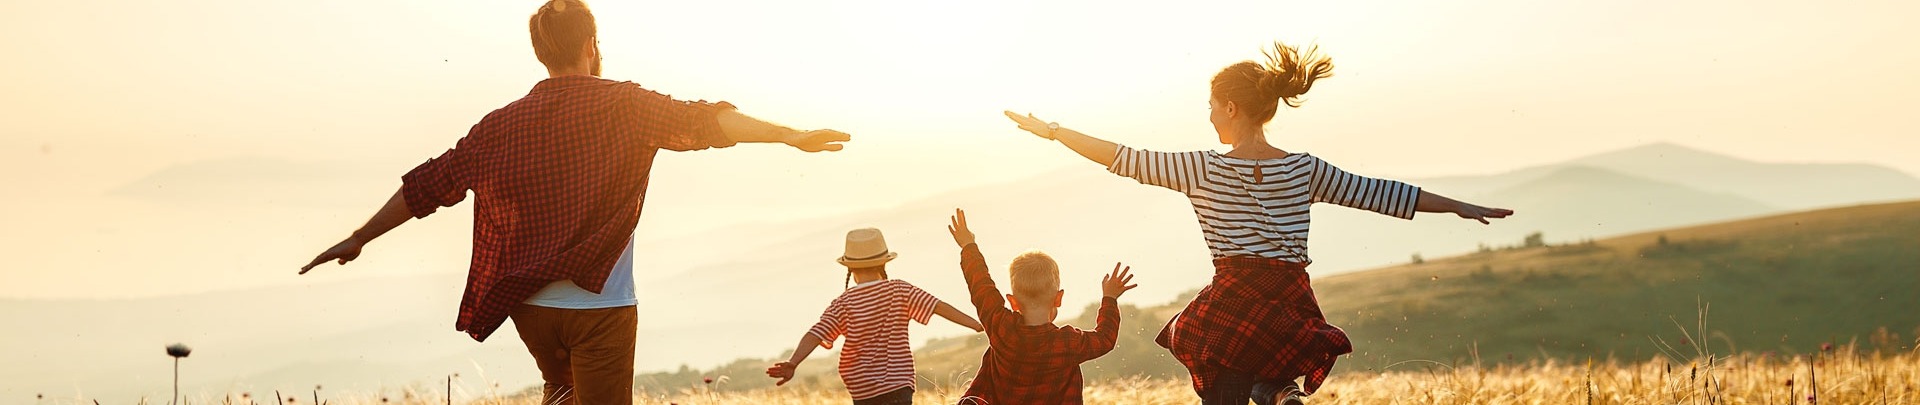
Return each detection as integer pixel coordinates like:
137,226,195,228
522,238,637,309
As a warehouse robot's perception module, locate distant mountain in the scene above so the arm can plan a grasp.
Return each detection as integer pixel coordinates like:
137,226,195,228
644,200,1920,392
1468,165,1777,240
1276,163,1781,276
106,157,403,209
1572,142,1920,209
1417,142,1920,210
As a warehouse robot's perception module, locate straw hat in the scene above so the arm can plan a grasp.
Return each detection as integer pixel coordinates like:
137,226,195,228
836,228,898,268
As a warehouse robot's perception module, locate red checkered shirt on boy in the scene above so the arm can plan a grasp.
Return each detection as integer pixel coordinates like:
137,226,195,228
806,279,944,400
956,243,1120,405
400,75,737,341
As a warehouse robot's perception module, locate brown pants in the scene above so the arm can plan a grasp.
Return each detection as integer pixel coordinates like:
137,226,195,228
510,304,638,405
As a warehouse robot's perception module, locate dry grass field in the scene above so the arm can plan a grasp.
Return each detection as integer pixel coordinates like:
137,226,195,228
157,344,1914,405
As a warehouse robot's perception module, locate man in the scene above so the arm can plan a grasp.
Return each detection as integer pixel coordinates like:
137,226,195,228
298,0,848,403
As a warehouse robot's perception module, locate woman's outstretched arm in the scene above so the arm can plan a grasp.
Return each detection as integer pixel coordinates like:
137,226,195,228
1005,111,1119,167
1415,190,1514,224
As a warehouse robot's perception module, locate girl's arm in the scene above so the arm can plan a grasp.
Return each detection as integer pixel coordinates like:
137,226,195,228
933,301,985,332
1005,111,1120,167
1414,190,1514,224
767,334,823,386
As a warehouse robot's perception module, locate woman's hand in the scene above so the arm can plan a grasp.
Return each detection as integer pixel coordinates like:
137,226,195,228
1455,203,1514,225
1001,109,1122,166
1003,110,1055,140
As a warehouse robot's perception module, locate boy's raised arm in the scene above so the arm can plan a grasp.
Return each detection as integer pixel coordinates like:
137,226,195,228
949,209,1013,322
1070,263,1135,361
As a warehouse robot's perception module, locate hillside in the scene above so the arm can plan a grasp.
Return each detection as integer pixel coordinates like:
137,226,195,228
648,200,1920,393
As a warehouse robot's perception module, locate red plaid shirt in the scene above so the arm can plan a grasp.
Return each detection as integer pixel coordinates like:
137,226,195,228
1155,256,1351,395
400,75,737,341
956,243,1119,405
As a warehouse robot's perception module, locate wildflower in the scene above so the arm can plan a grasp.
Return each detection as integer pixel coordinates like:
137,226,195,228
1786,378,1793,387
166,343,191,405
1820,342,1833,352
703,377,714,385
166,343,192,358
1807,394,1816,403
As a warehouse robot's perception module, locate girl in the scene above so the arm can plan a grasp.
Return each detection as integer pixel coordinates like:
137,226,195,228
1003,42,1512,404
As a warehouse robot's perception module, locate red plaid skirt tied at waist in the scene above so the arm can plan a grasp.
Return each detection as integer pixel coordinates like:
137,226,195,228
1155,256,1352,395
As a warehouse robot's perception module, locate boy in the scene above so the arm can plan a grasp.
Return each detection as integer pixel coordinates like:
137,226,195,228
768,227,984,405
946,209,1136,405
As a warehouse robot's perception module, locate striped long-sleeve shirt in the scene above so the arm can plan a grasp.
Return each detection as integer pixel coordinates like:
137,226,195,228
1108,146,1422,263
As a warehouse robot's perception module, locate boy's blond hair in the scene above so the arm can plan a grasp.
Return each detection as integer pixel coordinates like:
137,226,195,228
1008,250,1061,301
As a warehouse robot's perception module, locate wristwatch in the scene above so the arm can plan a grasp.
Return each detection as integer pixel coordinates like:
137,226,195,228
1047,122,1060,140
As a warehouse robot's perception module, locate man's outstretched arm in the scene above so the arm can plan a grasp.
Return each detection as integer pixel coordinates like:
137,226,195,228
301,188,412,274
715,109,848,152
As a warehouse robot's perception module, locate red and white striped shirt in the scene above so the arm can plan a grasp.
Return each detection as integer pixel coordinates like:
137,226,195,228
806,279,942,400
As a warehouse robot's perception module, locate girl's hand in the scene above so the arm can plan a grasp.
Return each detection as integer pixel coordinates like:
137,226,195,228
767,361,797,385
1003,110,1055,140
1456,204,1514,224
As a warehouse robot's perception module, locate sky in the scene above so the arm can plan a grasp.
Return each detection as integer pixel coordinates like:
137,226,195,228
2,0,1918,300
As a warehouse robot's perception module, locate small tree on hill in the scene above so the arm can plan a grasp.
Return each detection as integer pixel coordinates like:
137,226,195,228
1523,231,1546,248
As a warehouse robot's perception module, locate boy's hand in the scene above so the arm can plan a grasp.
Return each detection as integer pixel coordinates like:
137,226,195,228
766,361,797,386
1101,262,1137,299
947,208,976,247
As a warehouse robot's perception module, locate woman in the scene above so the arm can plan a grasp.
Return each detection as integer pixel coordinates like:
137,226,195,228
1003,42,1512,405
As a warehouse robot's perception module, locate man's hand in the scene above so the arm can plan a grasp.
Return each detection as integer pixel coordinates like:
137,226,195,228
784,129,850,152
766,361,797,386
301,236,366,274
947,208,976,247
1101,262,1137,299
